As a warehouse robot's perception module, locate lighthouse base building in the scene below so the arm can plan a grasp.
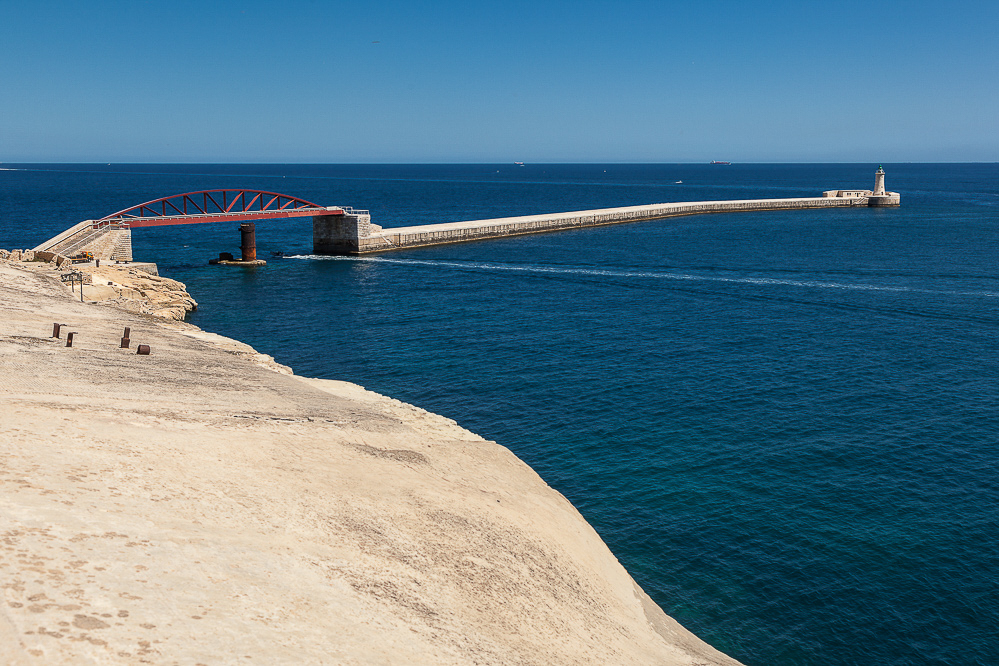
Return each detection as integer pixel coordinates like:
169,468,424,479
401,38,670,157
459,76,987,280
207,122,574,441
823,166,900,206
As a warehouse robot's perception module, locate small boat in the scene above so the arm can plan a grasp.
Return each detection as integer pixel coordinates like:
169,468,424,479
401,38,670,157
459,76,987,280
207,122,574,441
514,162,525,166
675,180,682,184
710,160,731,165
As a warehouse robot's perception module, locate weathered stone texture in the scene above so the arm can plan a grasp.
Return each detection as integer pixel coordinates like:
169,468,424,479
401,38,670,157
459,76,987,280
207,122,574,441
0,262,743,665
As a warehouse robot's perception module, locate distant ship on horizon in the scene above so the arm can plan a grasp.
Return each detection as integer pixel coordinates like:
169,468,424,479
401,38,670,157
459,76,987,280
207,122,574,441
710,160,732,165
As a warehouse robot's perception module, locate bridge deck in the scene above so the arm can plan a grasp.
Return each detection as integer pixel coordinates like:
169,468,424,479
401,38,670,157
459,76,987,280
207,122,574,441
123,207,343,227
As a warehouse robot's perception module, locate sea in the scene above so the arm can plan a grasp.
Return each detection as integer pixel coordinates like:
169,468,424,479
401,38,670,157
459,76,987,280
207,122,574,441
1,163,996,665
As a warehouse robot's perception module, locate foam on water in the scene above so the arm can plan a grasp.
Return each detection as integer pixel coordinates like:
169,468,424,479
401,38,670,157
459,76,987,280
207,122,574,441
290,254,999,298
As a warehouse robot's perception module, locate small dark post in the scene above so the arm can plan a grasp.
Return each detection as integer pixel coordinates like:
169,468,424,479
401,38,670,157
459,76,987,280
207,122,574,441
120,336,130,349
123,326,131,338
65,332,75,348
240,223,256,261
136,344,151,355
52,323,62,338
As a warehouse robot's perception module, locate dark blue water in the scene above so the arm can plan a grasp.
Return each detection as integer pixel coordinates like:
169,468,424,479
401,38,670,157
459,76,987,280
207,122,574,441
3,163,997,665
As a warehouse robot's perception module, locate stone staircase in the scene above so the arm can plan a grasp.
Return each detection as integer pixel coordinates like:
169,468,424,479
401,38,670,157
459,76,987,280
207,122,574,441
34,221,133,262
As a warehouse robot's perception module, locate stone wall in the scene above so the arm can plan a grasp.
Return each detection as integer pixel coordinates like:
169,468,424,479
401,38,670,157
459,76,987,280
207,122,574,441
313,213,373,254
868,194,901,207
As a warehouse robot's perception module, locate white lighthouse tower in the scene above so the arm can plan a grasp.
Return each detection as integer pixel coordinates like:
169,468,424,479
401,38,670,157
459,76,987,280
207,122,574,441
867,165,899,206
874,165,886,195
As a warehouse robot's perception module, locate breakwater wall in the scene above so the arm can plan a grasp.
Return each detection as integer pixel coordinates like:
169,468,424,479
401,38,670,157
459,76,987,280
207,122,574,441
313,194,891,255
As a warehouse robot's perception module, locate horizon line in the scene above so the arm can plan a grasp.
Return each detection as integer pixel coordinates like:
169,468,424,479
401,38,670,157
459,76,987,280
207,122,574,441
3,160,998,166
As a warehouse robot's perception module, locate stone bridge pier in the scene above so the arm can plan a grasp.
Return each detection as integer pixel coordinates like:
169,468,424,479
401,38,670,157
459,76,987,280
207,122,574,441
312,210,377,254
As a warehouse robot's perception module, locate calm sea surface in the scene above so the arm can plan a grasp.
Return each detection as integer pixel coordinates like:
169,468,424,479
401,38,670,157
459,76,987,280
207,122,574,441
2,163,997,665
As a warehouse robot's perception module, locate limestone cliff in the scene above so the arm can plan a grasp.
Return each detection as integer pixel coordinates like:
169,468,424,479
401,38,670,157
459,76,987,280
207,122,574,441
0,252,197,320
0,263,742,665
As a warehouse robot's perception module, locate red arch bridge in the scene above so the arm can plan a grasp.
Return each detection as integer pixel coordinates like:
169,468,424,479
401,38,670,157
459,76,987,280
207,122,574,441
32,189,366,263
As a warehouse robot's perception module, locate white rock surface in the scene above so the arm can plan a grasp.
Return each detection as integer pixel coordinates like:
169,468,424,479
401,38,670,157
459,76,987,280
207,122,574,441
0,263,742,665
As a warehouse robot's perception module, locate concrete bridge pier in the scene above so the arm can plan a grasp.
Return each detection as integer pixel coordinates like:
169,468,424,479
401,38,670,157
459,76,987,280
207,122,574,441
312,209,377,255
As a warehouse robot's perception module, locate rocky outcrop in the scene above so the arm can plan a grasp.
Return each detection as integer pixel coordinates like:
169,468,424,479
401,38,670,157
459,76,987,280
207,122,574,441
83,266,198,320
0,252,197,320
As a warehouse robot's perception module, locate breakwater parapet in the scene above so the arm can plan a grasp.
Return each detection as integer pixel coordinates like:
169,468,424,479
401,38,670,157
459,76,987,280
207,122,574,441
315,169,900,255
318,196,874,255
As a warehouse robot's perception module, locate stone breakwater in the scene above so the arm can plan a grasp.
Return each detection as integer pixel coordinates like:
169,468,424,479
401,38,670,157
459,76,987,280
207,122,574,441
1,249,196,321
316,195,896,255
0,261,744,665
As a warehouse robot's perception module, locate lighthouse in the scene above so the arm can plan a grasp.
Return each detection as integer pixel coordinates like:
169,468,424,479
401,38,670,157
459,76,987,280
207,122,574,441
867,165,899,206
874,165,886,195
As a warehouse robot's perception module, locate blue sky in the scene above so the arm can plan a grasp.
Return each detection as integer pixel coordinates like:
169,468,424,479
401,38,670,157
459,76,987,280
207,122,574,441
1,0,996,162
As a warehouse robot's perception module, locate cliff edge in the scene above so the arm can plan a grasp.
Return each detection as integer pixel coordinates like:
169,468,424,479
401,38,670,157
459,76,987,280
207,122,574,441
0,262,742,665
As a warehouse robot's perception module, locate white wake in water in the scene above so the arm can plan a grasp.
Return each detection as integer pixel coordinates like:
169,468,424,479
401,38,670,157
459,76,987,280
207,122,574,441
286,254,999,299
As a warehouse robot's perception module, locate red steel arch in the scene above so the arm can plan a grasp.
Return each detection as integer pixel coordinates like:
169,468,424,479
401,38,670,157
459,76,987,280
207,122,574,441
98,189,344,227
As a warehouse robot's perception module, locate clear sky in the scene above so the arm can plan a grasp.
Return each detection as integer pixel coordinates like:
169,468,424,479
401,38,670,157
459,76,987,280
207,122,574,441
1,0,996,163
